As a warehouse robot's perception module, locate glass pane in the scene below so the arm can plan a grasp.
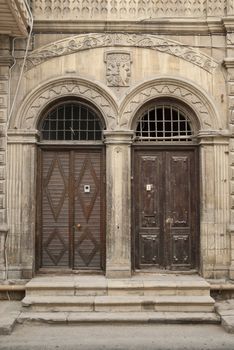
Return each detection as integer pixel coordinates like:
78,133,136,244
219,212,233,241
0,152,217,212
136,106,192,142
41,103,102,141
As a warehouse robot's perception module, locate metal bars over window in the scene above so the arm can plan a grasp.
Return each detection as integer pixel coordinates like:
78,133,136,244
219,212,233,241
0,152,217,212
41,103,102,141
136,105,193,142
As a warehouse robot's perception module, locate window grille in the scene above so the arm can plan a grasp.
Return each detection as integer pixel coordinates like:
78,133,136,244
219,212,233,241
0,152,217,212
136,105,193,142
41,103,102,141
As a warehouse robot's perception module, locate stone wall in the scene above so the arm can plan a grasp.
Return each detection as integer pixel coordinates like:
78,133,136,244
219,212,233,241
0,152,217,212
2,1,234,279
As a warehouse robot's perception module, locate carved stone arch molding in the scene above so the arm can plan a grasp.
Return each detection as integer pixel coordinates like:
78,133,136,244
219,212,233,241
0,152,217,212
26,33,218,74
10,77,118,131
119,77,221,131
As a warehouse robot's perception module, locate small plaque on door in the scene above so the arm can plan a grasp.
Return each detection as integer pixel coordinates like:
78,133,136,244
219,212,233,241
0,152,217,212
84,185,90,193
146,184,153,191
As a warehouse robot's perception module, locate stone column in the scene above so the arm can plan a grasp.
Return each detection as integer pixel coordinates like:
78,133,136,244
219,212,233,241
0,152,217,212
0,35,12,279
199,134,230,279
104,130,134,278
7,131,38,279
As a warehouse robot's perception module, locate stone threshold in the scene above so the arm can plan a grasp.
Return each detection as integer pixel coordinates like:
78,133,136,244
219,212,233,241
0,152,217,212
17,311,220,325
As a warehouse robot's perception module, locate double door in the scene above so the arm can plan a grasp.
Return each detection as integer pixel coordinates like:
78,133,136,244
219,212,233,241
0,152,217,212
37,148,105,270
133,148,198,270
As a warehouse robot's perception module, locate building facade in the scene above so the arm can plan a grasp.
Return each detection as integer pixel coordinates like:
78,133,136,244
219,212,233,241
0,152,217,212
1,0,234,282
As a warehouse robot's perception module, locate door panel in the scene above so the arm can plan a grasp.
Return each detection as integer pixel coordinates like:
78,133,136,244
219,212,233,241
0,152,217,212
165,152,194,269
134,149,198,270
73,151,102,269
137,154,163,267
39,148,104,270
41,151,70,267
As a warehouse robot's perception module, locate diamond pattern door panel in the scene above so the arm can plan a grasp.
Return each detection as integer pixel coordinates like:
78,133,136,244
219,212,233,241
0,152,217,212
41,151,69,267
39,149,104,270
73,151,102,269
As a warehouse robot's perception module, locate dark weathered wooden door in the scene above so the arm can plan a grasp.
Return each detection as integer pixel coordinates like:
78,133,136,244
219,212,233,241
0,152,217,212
134,149,198,270
38,148,104,270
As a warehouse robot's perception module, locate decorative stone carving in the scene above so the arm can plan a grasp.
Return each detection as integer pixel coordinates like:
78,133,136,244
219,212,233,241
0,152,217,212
227,33,234,46
12,78,118,131
104,51,132,87
227,0,234,15
207,0,226,16
8,0,31,36
119,78,219,130
31,0,227,20
26,33,218,74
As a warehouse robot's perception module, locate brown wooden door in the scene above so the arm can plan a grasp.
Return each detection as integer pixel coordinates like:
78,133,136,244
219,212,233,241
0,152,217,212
133,149,198,270
38,148,105,270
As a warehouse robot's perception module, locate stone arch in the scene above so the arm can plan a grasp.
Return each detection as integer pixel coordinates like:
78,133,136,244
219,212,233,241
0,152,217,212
10,76,118,132
119,76,221,131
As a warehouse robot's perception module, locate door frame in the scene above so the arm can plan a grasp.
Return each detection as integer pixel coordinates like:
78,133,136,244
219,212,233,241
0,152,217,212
36,144,106,273
131,144,200,272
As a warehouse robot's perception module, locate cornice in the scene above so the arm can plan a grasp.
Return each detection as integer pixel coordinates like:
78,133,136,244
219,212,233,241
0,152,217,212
103,130,134,144
222,17,234,31
223,58,234,69
4,0,30,37
32,19,225,35
0,55,14,66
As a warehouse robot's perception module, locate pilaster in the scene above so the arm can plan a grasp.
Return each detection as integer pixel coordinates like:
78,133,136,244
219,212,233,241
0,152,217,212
0,35,12,279
104,130,134,278
223,56,234,279
6,131,38,279
198,134,230,279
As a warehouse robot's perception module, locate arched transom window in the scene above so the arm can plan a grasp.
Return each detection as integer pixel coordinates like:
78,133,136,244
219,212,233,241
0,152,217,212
136,104,193,142
40,102,103,141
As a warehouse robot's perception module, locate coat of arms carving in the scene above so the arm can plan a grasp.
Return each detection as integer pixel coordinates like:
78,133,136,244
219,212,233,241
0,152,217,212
104,51,132,87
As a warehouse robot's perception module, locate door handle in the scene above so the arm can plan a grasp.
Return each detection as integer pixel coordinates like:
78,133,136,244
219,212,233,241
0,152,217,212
75,224,81,230
166,217,173,224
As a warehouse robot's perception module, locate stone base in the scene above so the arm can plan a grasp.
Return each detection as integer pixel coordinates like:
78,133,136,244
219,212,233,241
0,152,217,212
229,267,234,280
105,267,131,279
202,267,230,280
0,268,6,280
18,311,220,325
1,266,34,280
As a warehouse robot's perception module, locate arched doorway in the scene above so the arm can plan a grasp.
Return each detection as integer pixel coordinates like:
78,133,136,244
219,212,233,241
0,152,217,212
132,100,199,271
36,100,106,272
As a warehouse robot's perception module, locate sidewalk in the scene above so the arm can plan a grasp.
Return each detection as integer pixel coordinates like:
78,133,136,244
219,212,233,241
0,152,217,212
1,323,234,350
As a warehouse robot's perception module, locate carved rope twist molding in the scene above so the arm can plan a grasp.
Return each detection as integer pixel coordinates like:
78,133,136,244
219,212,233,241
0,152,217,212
22,83,117,130
26,33,218,74
120,84,213,129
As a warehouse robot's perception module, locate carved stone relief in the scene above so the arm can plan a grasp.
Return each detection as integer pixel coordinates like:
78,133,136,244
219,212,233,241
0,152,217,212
8,0,31,35
13,79,118,131
26,33,218,74
227,33,234,46
13,76,220,134
104,51,132,87
119,80,217,130
31,0,227,19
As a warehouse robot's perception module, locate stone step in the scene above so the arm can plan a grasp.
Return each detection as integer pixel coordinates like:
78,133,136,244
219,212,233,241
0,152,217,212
18,311,220,325
22,295,215,313
25,276,211,297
